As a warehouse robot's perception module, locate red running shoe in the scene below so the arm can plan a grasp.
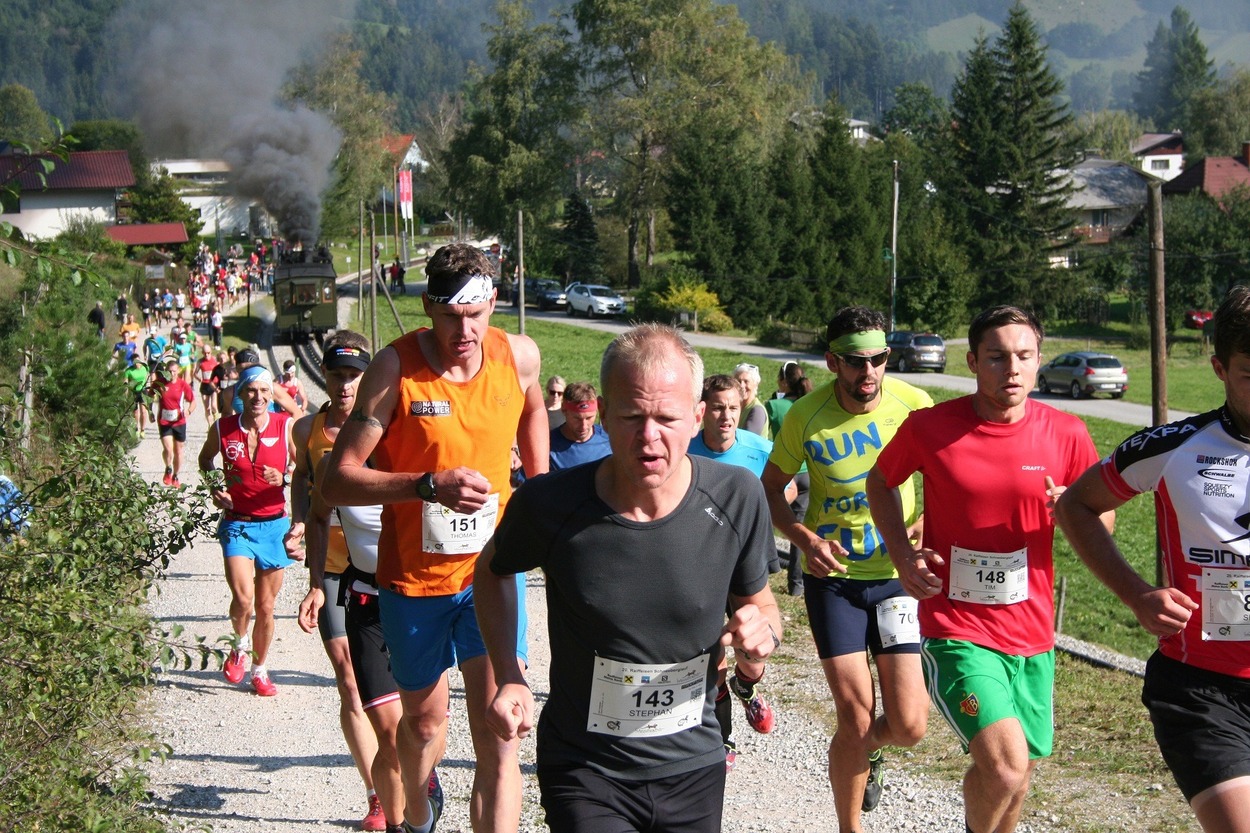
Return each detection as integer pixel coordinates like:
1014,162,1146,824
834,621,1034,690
250,671,277,697
162,470,173,486
222,649,246,684
361,794,385,831
729,673,776,734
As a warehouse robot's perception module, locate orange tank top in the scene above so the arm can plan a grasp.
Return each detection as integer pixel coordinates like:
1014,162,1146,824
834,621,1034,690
375,327,523,596
307,410,350,574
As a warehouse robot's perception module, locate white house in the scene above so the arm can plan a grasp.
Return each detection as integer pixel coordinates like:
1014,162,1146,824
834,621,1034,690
154,158,270,239
1131,132,1184,181
0,149,135,239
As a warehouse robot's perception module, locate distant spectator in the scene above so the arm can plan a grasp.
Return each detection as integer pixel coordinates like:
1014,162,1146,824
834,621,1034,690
88,301,106,341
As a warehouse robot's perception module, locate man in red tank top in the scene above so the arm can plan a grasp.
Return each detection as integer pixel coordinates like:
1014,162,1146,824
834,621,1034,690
322,243,549,833
198,365,300,698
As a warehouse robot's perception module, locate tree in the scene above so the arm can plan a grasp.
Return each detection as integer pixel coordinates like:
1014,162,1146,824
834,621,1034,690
572,0,803,286
129,168,204,260
70,119,151,189
558,190,606,284
880,82,948,144
1069,110,1152,162
1187,69,1250,157
285,35,395,239
1132,6,1215,132
443,0,583,258
0,83,52,145
943,4,1080,310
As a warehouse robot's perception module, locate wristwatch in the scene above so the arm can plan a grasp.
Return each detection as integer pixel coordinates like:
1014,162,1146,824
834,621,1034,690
282,472,291,486
416,471,437,502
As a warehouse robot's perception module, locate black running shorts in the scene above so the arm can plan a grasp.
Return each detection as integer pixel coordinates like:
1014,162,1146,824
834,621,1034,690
538,761,724,833
803,574,920,659
345,590,399,710
1142,650,1250,801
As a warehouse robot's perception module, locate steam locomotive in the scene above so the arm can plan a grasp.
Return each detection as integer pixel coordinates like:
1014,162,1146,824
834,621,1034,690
271,245,337,343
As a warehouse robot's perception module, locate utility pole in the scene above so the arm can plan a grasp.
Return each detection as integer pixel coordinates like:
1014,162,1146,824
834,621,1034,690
517,209,526,335
369,210,378,353
1147,179,1167,586
889,159,899,332
357,200,364,323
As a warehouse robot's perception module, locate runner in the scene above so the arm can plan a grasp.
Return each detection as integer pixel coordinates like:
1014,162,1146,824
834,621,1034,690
477,323,782,833
1056,285,1250,833
291,334,393,831
198,364,299,697
763,306,932,831
149,358,195,487
866,305,1111,833
321,242,548,833
548,382,611,471
197,346,220,426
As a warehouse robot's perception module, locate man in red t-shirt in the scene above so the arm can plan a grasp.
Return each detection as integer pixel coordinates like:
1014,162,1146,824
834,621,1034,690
150,359,196,486
866,306,1112,833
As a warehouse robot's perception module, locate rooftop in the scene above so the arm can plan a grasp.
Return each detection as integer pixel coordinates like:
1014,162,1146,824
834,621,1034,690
0,149,135,191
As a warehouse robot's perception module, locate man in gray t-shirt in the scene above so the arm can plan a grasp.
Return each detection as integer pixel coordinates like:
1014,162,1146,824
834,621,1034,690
475,324,782,833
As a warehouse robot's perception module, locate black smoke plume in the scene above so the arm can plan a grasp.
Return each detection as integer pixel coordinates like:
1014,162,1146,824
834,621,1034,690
112,0,353,245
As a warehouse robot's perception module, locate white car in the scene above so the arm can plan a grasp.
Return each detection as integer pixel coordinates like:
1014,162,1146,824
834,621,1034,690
565,283,627,318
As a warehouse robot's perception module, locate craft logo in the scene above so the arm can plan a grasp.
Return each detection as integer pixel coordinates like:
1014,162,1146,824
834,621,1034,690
411,400,451,417
960,692,980,717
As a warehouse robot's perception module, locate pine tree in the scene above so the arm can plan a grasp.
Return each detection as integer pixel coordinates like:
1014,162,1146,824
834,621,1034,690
559,191,605,284
1133,6,1216,133
945,3,1079,310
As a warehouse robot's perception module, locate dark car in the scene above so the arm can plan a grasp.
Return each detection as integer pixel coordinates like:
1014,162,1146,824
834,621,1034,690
1037,351,1128,399
511,278,567,311
884,331,946,373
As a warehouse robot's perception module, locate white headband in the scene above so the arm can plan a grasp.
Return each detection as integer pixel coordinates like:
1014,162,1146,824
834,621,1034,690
427,275,494,305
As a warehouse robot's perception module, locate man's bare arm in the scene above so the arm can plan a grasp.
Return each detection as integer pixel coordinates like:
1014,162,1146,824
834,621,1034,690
509,333,549,478
289,415,314,524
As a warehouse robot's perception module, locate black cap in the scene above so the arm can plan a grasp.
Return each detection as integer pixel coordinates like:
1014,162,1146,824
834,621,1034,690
323,345,371,371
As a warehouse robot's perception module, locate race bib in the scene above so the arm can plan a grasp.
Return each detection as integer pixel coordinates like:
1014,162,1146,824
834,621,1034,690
948,546,1028,606
160,408,181,422
875,595,920,646
587,654,709,738
421,493,499,554
1200,568,1250,642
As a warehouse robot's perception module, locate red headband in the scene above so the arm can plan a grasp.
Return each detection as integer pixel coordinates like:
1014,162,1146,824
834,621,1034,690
562,398,597,413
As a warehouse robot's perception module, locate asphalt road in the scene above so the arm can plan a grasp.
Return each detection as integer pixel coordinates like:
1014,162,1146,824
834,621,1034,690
500,303,1196,429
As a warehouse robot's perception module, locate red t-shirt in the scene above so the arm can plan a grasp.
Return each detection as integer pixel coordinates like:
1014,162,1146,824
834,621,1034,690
876,396,1099,656
217,412,290,517
156,379,194,427
197,358,219,384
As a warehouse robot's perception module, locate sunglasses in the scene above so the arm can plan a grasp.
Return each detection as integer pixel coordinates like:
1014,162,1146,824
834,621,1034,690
838,351,889,369
548,389,564,396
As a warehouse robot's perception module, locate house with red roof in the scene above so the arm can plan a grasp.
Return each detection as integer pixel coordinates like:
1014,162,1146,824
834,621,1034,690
105,222,190,248
1162,143,1250,202
0,149,135,239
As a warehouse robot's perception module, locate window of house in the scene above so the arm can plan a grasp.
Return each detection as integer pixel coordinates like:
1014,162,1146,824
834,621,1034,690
1151,159,1170,171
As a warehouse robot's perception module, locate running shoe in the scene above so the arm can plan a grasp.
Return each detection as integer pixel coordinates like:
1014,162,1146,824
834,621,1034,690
171,475,180,488
222,648,246,684
862,748,884,812
250,670,277,697
724,741,738,773
361,794,385,831
162,469,173,486
729,673,775,734
427,768,444,823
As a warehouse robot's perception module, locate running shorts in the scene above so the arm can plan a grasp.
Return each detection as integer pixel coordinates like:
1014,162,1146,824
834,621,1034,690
538,761,725,833
922,637,1054,758
377,574,528,692
345,590,400,711
218,516,294,570
158,423,187,443
317,572,348,641
803,575,920,659
1142,650,1250,801
199,382,216,397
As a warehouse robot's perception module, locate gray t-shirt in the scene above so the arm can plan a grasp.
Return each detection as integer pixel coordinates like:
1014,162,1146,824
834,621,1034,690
492,455,772,780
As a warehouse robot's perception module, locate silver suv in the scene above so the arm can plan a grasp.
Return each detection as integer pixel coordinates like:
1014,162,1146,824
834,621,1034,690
565,283,626,318
1037,352,1128,399
885,331,946,373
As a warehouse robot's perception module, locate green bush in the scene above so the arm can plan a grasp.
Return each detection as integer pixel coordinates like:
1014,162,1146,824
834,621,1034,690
634,265,734,332
0,423,217,832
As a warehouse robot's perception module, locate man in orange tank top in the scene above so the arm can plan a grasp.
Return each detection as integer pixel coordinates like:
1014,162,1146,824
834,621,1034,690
322,243,548,833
